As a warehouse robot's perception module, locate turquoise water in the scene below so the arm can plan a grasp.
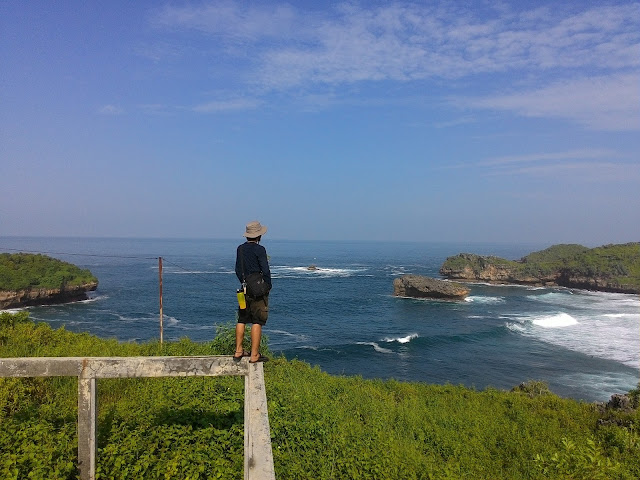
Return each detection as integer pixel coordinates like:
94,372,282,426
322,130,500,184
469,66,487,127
1,237,638,402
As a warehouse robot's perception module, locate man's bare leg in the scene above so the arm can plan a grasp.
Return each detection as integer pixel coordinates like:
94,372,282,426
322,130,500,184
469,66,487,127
250,324,262,361
235,323,246,357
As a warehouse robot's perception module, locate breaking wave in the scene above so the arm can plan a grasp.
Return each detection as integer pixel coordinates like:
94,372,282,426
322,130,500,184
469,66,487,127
271,265,370,279
357,342,393,354
465,296,505,304
382,333,419,344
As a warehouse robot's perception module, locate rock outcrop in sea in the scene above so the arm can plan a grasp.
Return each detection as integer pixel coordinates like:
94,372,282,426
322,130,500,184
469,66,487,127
393,275,469,301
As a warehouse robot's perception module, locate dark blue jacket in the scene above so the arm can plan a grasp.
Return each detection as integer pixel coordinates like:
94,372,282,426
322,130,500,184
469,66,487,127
235,241,272,288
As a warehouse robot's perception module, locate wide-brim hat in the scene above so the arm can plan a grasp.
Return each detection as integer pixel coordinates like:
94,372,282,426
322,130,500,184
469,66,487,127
243,220,268,237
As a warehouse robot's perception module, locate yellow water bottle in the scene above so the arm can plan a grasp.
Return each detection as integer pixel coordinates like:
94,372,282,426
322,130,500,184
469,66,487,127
237,287,246,310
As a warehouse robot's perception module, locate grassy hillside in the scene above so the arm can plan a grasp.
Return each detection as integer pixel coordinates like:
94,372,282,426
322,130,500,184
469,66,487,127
441,243,640,292
0,253,97,291
521,243,640,287
1,313,639,479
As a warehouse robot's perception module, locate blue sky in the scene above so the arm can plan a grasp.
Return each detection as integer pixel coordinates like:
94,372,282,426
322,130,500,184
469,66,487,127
1,1,638,245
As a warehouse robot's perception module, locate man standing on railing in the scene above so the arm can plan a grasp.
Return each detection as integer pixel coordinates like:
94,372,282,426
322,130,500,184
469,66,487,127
234,220,272,363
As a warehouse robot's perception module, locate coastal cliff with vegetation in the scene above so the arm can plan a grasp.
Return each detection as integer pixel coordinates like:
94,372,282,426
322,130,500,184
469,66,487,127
440,243,640,294
0,253,98,309
0,313,638,479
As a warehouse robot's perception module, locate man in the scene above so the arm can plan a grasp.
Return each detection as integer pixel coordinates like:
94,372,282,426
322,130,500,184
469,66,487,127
234,220,272,363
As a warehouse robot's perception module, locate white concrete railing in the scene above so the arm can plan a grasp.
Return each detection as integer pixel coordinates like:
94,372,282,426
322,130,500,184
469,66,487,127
0,356,276,480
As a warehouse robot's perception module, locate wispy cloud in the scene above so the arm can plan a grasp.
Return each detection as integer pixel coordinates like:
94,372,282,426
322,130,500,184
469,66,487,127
484,161,637,182
461,74,640,131
192,97,261,113
431,116,476,129
150,2,640,128
151,2,300,43
480,149,621,166
473,149,637,182
152,2,639,84
97,105,124,115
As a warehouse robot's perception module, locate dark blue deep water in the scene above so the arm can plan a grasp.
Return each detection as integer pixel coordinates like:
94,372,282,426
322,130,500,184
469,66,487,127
2,237,638,402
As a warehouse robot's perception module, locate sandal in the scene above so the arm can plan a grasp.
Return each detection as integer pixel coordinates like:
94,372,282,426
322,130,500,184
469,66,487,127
249,354,269,363
233,350,250,361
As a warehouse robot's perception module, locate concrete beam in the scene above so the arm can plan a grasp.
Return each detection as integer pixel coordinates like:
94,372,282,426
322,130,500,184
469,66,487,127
0,356,248,378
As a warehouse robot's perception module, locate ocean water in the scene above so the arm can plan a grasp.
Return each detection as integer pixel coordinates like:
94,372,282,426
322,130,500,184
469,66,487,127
1,237,638,402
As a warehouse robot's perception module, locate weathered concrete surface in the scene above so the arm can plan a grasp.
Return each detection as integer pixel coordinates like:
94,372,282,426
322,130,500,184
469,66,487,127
78,377,97,479
0,356,248,378
245,362,276,480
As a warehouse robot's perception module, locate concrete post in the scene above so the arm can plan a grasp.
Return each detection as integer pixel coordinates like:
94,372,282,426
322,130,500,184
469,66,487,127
77,377,97,480
244,362,276,480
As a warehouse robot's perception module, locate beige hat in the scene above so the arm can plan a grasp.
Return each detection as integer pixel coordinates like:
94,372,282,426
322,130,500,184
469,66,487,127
243,220,268,237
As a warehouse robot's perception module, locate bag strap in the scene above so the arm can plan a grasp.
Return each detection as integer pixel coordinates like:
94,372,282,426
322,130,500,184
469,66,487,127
239,244,246,285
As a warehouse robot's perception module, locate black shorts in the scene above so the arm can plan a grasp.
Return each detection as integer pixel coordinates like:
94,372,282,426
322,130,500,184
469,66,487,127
237,294,269,326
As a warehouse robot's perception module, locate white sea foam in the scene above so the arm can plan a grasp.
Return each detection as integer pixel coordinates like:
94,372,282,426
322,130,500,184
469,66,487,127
532,312,578,328
77,294,108,304
270,329,309,341
271,265,368,278
506,290,639,368
505,322,527,333
0,308,26,314
383,333,418,344
527,292,572,304
558,372,639,400
166,270,217,275
357,341,393,354
465,296,505,304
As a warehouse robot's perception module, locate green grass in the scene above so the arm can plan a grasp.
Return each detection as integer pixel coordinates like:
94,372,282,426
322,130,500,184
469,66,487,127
1,312,639,479
0,253,98,291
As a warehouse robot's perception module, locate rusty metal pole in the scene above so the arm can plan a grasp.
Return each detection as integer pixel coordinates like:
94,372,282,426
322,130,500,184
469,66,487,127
159,257,163,345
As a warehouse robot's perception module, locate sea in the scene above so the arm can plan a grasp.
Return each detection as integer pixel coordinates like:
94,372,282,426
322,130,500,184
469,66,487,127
1,237,638,403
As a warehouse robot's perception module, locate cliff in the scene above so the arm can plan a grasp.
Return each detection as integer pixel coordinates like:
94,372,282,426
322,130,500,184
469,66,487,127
439,243,640,294
0,282,98,309
0,253,99,309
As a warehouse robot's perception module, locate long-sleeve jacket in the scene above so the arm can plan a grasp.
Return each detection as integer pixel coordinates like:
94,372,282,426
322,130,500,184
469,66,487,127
235,241,272,288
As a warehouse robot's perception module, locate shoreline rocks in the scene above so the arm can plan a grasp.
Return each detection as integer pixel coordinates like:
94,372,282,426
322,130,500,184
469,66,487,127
393,275,469,301
0,282,98,310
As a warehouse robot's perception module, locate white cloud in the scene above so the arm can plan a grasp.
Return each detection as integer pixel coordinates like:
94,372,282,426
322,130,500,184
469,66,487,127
150,2,640,129
473,148,638,182
462,73,640,131
152,2,640,87
152,2,299,41
484,161,638,182
481,149,621,166
192,98,261,113
97,105,124,115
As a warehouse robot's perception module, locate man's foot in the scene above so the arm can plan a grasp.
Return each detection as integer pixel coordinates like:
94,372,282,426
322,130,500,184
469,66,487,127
249,354,269,363
233,350,250,361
